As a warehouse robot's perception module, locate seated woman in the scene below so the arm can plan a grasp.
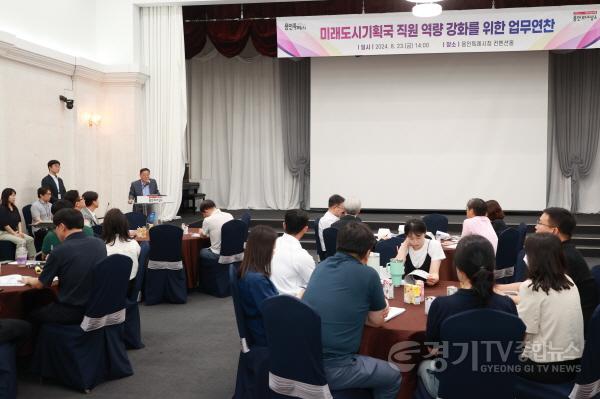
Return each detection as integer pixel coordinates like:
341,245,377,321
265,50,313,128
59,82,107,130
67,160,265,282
418,235,518,398
102,208,141,281
395,218,445,285
237,225,279,347
516,233,584,384
0,188,36,259
486,199,508,237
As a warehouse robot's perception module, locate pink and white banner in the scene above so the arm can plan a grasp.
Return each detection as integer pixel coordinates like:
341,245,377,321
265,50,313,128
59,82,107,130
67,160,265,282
277,5,600,58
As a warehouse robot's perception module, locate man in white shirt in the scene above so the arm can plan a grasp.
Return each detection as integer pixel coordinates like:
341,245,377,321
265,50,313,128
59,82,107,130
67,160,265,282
318,194,345,252
199,199,234,262
271,209,315,297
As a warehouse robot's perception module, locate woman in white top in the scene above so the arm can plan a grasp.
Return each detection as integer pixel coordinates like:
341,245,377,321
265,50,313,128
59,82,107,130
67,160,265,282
102,208,141,282
395,219,445,285
516,233,584,384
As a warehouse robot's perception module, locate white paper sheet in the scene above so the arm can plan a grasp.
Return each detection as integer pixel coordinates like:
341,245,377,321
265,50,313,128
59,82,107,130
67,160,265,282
385,307,406,322
0,274,26,286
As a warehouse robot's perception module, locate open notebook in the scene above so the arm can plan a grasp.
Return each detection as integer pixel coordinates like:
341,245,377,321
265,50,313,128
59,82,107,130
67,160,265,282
385,307,406,322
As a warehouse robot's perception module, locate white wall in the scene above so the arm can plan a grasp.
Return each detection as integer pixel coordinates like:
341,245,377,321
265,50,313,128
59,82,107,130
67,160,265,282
311,52,549,211
0,35,146,217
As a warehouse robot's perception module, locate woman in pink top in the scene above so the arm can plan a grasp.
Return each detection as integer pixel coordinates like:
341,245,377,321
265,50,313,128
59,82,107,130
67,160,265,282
461,198,498,253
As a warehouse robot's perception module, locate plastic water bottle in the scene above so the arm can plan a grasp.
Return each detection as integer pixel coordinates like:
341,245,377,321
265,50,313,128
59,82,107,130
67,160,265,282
147,212,156,225
16,243,27,265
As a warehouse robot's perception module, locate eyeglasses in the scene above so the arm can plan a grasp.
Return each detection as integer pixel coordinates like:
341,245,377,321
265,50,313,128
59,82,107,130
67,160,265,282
536,219,556,228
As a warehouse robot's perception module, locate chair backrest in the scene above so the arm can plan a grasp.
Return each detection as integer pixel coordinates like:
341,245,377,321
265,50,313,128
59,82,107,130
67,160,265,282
513,249,528,283
219,220,247,264
516,222,528,252
92,224,103,237
323,227,338,258
313,217,326,261
125,212,147,230
148,224,183,262
495,228,520,282
81,254,132,332
375,235,405,266
261,295,330,396
422,213,449,234
571,304,600,398
438,309,526,399
240,211,251,228
130,241,150,302
592,266,600,297
229,264,251,353
22,205,33,236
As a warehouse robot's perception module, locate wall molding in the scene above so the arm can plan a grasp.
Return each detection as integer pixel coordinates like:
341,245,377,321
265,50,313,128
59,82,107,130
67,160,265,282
0,31,148,86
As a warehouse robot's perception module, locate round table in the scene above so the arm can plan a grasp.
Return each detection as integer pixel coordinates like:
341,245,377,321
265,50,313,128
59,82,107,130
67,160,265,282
0,264,57,319
136,227,210,289
359,280,458,399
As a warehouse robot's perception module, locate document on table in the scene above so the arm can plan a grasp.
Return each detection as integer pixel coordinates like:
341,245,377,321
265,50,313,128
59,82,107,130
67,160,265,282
385,307,406,322
0,274,26,286
404,269,431,284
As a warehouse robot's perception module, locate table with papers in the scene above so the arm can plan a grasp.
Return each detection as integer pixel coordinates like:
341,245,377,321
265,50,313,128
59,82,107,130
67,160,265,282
359,280,458,399
0,264,57,319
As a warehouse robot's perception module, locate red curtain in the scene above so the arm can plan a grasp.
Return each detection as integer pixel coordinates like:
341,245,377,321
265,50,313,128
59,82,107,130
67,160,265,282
184,0,597,59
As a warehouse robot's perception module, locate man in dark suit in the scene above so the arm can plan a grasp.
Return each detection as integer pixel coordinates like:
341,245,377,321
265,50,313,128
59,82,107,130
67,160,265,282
41,160,66,204
128,168,160,214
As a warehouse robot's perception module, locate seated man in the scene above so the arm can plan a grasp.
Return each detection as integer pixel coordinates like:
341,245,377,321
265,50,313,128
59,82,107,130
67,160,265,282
318,194,345,252
30,186,53,247
41,200,94,258
81,191,100,227
199,200,233,262
331,197,362,230
460,198,498,253
303,222,401,398
22,209,107,325
270,209,315,297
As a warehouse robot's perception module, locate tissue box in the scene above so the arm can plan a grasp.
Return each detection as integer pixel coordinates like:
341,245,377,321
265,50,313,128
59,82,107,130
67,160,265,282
382,278,394,300
403,283,423,305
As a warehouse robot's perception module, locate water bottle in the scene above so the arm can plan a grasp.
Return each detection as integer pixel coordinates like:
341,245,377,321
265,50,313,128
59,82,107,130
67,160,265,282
147,212,156,226
16,243,27,265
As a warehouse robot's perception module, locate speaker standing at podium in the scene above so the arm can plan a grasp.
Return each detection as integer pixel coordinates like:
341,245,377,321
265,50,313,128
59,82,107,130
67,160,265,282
128,168,160,214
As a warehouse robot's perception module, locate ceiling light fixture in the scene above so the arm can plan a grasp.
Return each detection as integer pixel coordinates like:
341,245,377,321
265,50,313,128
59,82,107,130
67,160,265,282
406,0,444,18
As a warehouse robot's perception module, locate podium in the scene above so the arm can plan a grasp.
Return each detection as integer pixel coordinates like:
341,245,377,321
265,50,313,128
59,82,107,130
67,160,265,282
135,195,174,223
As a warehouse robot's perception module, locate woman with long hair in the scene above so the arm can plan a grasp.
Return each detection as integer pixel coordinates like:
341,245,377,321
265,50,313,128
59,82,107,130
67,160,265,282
102,208,141,281
486,199,507,236
417,235,518,398
0,188,36,258
517,233,584,383
237,225,279,347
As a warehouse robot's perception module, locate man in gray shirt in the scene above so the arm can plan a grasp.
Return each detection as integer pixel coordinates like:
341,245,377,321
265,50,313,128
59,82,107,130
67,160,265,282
31,187,53,233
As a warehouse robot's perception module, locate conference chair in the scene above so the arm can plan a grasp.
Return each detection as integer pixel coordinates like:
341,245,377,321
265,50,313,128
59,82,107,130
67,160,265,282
32,255,134,392
592,265,600,295
323,227,338,258
144,225,187,305
240,211,252,228
261,295,372,399
422,214,449,235
0,242,16,261
229,265,270,399
495,228,520,284
22,205,33,237
436,309,526,399
92,224,103,237
0,343,17,399
375,235,405,267
513,249,528,283
514,305,600,399
125,212,147,230
200,220,247,298
313,217,327,261
124,241,150,349
516,222,528,251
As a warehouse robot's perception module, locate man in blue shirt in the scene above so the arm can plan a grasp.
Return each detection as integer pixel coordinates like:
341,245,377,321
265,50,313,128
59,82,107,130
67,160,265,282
303,222,402,399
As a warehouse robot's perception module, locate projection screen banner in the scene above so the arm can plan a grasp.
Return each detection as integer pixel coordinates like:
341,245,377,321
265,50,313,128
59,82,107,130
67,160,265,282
277,5,600,58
